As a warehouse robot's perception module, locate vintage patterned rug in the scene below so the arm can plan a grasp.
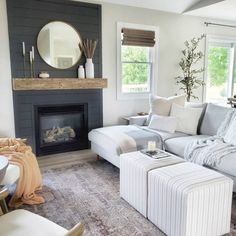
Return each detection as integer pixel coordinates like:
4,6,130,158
21,160,236,236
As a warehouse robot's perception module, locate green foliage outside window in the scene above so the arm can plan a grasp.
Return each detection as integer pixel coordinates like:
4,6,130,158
122,46,150,85
208,47,228,86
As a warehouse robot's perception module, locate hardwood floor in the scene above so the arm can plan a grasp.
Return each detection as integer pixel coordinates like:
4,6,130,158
37,149,97,169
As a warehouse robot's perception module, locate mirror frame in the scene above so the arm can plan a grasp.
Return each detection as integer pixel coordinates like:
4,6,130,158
37,21,83,70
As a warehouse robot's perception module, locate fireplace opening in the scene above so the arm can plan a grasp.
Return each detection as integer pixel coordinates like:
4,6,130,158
34,104,88,156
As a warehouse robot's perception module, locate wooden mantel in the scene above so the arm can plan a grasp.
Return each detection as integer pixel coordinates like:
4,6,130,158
12,78,108,91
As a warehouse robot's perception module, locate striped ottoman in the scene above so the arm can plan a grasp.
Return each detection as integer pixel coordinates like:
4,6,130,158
120,151,183,217
148,162,233,236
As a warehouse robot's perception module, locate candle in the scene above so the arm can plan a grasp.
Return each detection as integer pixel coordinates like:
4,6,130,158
32,46,34,60
30,51,33,64
22,42,25,56
148,141,156,151
152,141,156,150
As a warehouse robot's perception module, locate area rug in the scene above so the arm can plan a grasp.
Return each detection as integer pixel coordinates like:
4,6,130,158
20,160,236,236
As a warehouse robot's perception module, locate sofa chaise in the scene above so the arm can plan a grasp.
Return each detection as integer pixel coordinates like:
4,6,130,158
89,102,236,192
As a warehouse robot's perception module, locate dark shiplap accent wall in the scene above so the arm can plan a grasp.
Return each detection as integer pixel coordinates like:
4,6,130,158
6,0,102,78
13,90,103,153
7,0,104,154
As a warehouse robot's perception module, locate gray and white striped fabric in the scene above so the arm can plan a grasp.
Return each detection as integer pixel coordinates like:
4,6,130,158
120,151,183,217
148,162,233,236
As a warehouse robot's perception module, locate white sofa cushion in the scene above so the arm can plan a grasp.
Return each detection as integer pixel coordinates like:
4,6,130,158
215,152,236,178
165,135,210,157
170,104,203,135
149,94,185,116
148,130,188,141
185,102,207,134
148,115,177,133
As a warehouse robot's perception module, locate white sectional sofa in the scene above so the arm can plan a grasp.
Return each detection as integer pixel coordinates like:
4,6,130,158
164,103,236,191
89,103,236,192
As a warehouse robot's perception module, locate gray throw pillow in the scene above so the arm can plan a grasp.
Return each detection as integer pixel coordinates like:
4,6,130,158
200,103,231,136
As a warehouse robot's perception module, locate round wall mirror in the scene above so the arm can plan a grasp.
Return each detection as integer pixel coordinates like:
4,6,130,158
37,21,82,69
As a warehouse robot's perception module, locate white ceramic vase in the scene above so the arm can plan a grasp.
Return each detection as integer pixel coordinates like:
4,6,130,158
85,58,94,78
78,65,85,78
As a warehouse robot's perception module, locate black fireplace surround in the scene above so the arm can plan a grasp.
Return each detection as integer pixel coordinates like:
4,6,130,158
13,90,103,156
35,104,88,156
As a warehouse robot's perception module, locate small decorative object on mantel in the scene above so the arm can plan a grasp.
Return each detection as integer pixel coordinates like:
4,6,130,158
78,65,85,79
79,39,98,79
175,35,205,102
29,51,33,77
228,95,236,108
39,71,50,78
22,42,26,78
29,46,35,78
32,46,35,78
85,58,94,78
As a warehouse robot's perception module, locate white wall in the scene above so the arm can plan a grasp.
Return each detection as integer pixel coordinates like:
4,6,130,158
101,3,236,125
1,0,236,135
0,0,15,137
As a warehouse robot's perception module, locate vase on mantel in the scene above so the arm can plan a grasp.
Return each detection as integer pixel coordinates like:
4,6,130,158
78,65,85,79
85,58,94,79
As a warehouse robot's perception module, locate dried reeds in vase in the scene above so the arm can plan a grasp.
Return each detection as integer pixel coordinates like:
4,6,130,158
79,39,98,59
79,39,98,78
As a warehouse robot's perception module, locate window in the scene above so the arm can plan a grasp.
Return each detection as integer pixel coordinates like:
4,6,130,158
205,37,236,104
117,23,158,100
121,46,151,93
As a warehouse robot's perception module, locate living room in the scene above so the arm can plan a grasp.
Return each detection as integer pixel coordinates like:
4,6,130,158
0,0,236,235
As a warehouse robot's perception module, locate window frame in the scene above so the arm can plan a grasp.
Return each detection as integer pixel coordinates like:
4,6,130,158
117,22,159,100
204,34,236,103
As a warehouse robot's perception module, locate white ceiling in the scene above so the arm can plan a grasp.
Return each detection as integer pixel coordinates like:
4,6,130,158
185,0,236,22
93,0,236,22
95,0,201,13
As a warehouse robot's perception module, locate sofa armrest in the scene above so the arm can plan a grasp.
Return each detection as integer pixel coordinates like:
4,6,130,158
129,115,148,126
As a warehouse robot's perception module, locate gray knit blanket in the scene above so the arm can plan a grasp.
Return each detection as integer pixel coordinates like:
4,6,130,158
89,125,164,156
184,110,236,167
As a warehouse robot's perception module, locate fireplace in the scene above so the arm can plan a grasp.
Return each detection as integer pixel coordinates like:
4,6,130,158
13,90,103,156
34,104,88,156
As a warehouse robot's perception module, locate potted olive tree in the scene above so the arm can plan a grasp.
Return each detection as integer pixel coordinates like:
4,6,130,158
175,35,205,102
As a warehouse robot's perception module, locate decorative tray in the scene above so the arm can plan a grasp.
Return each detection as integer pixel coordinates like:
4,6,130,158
140,149,171,159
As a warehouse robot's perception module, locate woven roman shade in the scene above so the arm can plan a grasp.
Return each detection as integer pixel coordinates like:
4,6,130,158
122,28,155,47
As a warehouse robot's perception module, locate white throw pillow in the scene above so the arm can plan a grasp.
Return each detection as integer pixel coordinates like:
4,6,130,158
170,103,203,135
149,94,185,116
148,115,177,133
224,116,236,146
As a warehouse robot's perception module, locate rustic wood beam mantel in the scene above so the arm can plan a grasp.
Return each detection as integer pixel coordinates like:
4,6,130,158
12,78,108,91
